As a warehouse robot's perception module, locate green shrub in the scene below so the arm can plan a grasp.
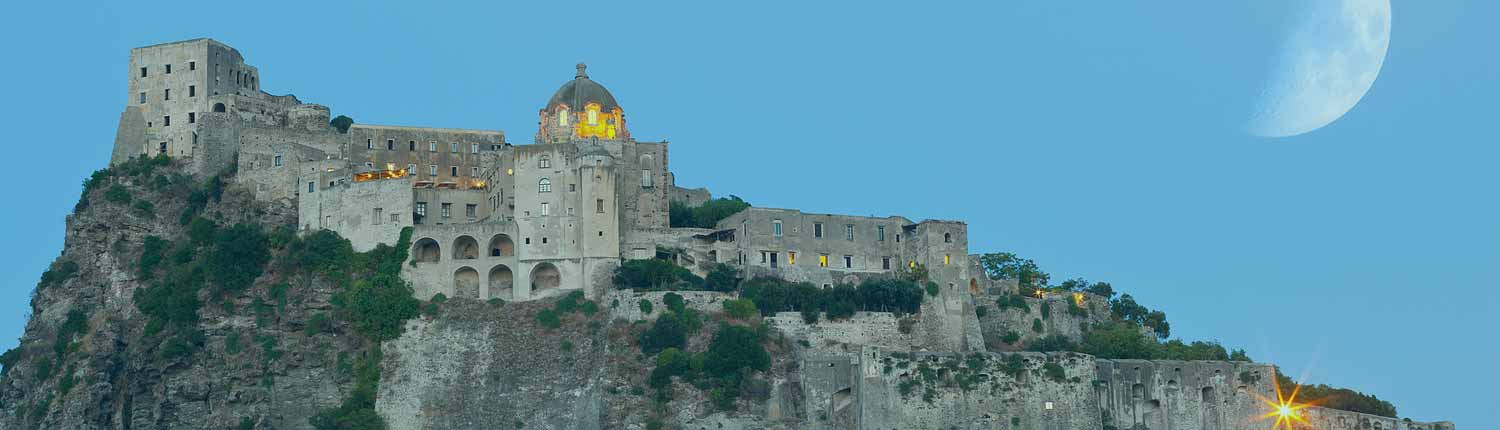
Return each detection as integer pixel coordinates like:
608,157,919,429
133,200,156,217
58,365,77,395
187,217,218,247
237,417,255,430
1042,362,1067,383
1031,318,1044,333
580,300,599,316
638,312,688,354
330,115,355,133
663,293,686,314
722,299,757,320
638,299,653,315
208,224,270,293
560,340,574,352
615,259,703,290
0,347,20,377
1040,302,1051,320
703,263,740,292
1025,335,1078,353
422,302,440,318
304,313,329,336
225,331,243,355
104,184,131,205
37,260,79,292
668,196,750,228
138,236,169,279
974,305,988,318
337,274,420,341
925,282,940,297
310,348,387,430
53,308,88,359
33,357,53,380
536,309,562,329
430,293,448,303
1001,330,1021,345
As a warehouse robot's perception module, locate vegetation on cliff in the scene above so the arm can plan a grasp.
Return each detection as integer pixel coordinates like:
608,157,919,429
668,196,749,229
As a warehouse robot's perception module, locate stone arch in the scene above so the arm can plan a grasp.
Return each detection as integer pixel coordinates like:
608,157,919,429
530,262,561,293
413,238,441,263
831,388,853,413
489,265,514,300
488,234,515,257
212,102,226,113
454,267,480,299
453,235,479,260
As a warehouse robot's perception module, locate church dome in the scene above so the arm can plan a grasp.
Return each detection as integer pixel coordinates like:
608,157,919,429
546,63,619,112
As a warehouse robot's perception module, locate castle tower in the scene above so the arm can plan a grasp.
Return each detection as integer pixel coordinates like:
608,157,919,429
112,39,264,165
536,63,629,144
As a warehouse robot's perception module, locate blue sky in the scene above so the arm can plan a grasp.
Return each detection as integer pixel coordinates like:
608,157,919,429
1,0,1493,425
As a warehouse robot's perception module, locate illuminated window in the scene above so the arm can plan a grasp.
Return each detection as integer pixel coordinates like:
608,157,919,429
415,202,426,217
557,107,569,126
539,157,551,168
772,220,783,237
788,251,797,265
944,254,951,265
539,178,552,193
819,255,828,267
909,260,916,269
587,105,599,125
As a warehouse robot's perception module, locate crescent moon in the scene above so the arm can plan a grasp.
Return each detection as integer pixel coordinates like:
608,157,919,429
1248,0,1391,138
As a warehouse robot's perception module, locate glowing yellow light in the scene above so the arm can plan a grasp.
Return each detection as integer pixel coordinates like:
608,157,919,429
943,254,951,265
1256,374,1317,430
1073,292,1086,307
819,255,828,267
788,252,796,265
1034,289,1045,299
506,168,514,176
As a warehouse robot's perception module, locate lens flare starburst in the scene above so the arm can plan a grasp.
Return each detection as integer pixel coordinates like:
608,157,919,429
1255,375,1317,430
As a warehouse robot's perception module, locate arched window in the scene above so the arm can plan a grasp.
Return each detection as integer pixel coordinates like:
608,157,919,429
944,233,952,243
538,156,551,169
587,105,599,126
212,103,226,113
557,106,569,126
538,178,552,193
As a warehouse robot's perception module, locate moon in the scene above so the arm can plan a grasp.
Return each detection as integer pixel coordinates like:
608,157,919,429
1248,0,1391,138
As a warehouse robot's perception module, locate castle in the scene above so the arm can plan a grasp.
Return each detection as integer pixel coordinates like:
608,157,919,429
110,38,970,305
107,39,1455,430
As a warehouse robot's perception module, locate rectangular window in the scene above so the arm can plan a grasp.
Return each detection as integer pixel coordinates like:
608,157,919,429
164,89,170,101
307,182,315,193
471,143,479,154
408,140,416,151
189,61,196,71
163,116,170,126
471,167,479,177
441,203,452,218
165,64,171,74
569,183,577,192
788,251,797,265
188,112,196,124
415,202,427,216
819,254,828,268
814,223,824,238
387,139,394,151
596,198,605,213
140,67,148,77
845,224,854,241
406,163,416,172
451,166,459,176
641,169,652,188
159,142,167,153
273,154,282,167
189,85,196,97
568,207,575,216
944,254,951,265
773,220,783,237
844,255,853,268
366,139,373,150
429,165,438,176
139,92,146,104
373,208,383,225
882,257,891,270
429,141,437,152
760,252,768,264
450,142,458,153
877,225,886,241
466,204,477,218
540,202,550,216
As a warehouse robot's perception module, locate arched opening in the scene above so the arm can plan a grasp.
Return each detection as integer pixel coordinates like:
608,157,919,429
454,267,480,299
969,278,979,294
831,388,854,413
489,265,514,300
212,103,226,113
530,262,561,294
453,236,479,260
413,238,441,264
943,232,952,243
489,234,515,257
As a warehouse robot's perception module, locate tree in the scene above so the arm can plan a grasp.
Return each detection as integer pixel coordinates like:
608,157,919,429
703,324,770,380
329,115,354,134
703,263,740,292
208,224,270,293
338,274,420,341
977,253,1050,292
639,312,688,354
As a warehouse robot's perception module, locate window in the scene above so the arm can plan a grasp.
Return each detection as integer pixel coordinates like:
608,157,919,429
387,139,394,151
429,165,438,176
896,234,901,243
882,257,891,270
844,256,853,268
365,162,374,170
641,169,652,187
596,198,604,213
587,106,599,125
273,154,282,167
451,166,459,176
845,224,854,241
878,225,886,242
373,208,383,225
944,233,952,243
164,89,170,101
441,203,452,218
569,183,577,192
307,182,315,193
944,254,951,265
140,67,148,77
539,157,551,168
406,163,416,172
366,139,373,150
159,142,167,153
814,223,824,238
139,92,145,104
539,178,552,193
450,142,458,153
471,167,479,177
408,141,416,151
163,116,170,126
788,251,797,265
415,202,427,217
189,61,196,71
188,85,196,97
429,141,437,152
819,254,828,268
540,202,550,216
773,220,783,237
470,143,479,154
760,252,767,263
557,107,569,126
570,207,577,216
466,204,477,218
188,112,196,124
